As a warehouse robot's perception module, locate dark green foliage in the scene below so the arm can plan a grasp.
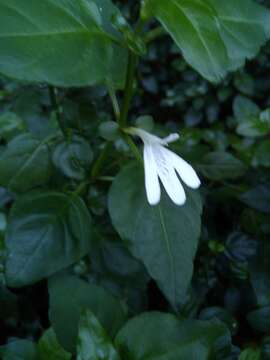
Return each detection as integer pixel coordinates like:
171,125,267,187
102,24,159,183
0,0,270,358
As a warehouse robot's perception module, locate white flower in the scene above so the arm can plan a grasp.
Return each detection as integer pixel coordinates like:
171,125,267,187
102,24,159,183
127,127,201,206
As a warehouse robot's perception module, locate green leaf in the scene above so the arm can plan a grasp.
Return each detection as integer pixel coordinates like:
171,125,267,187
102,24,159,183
249,240,270,307
77,309,120,360
252,140,270,167
5,191,93,287
108,163,202,309
98,121,120,141
38,328,72,360
233,97,270,137
145,0,270,82
135,115,154,132
199,307,238,335
239,348,261,360
53,135,93,180
240,185,270,213
90,238,149,314
0,112,25,140
0,213,7,233
0,0,127,88
198,151,247,180
0,133,51,192
247,306,270,333
49,274,127,353
115,312,231,360
262,337,270,359
0,339,37,360
233,96,259,120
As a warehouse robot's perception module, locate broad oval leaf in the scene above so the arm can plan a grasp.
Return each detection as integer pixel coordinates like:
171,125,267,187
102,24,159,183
252,141,270,167
232,96,270,137
240,184,270,214
198,151,247,181
77,310,120,360
249,240,270,307
247,306,270,333
49,274,127,353
52,135,93,180
0,133,51,192
38,328,71,360
0,112,25,140
115,312,231,360
0,0,127,88
108,163,202,309
239,348,261,360
0,339,37,360
145,0,270,82
5,191,93,287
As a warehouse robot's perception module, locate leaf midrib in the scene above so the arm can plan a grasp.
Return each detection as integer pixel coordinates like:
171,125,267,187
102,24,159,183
8,140,46,189
166,0,222,75
0,29,105,39
158,205,176,306
10,194,75,282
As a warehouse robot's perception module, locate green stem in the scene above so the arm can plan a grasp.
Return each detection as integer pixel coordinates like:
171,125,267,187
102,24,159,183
90,142,113,179
123,133,143,164
107,83,120,123
73,181,89,196
144,26,165,43
72,143,112,196
119,51,137,127
48,86,66,136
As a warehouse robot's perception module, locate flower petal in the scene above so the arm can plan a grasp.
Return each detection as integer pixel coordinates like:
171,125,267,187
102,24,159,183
154,146,186,205
163,148,201,189
161,133,180,145
143,144,161,205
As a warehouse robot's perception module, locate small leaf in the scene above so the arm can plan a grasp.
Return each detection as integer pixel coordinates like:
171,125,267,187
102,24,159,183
0,339,37,360
235,104,270,137
38,328,72,360
199,307,238,335
5,191,93,287
252,140,270,167
249,240,270,307
49,274,127,353
225,232,257,263
0,133,51,192
115,312,231,360
262,337,270,359
198,151,247,180
109,162,202,309
135,115,154,132
53,135,93,180
0,112,25,140
77,310,120,360
233,96,259,120
247,306,270,333
0,213,7,233
239,348,261,360
145,0,270,82
98,121,120,141
240,185,270,213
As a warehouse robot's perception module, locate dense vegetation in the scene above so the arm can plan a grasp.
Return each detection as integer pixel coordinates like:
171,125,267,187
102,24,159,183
1,0,270,359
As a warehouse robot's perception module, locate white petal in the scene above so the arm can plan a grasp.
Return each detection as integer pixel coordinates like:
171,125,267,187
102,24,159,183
154,146,186,205
161,133,180,145
129,127,161,145
163,148,201,189
143,144,161,205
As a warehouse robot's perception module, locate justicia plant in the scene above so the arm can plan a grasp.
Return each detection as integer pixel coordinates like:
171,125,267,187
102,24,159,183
0,0,270,358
